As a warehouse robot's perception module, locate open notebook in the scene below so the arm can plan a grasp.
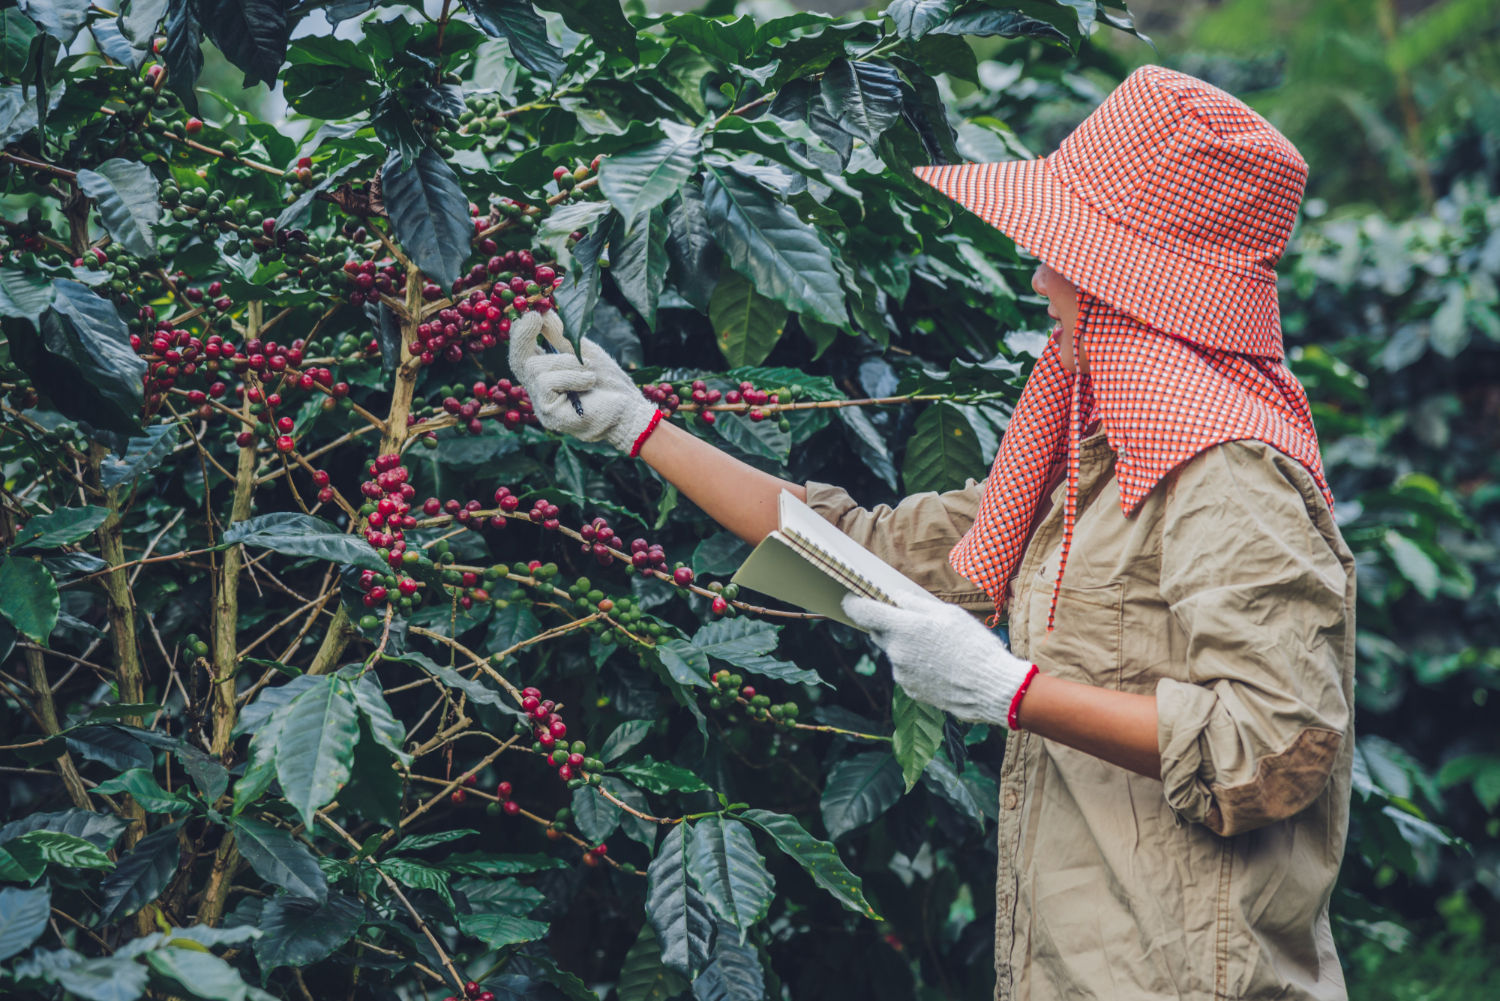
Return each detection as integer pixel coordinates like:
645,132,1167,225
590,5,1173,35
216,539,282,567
731,490,930,630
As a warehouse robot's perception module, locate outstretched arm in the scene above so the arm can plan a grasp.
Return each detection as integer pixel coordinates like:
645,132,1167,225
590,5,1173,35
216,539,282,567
637,420,804,546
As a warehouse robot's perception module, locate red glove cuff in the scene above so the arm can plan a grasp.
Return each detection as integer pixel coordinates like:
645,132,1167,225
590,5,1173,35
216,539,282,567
1007,664,1040,731
629,409,667,458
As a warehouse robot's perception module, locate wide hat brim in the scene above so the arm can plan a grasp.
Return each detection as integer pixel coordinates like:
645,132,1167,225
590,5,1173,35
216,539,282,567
913,159,1284,358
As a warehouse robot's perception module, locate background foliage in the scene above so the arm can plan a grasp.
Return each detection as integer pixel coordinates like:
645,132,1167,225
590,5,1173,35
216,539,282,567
0,1,1495,1001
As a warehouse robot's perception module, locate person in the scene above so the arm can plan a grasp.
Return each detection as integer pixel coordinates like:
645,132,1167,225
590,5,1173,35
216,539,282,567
508,66,1355,1001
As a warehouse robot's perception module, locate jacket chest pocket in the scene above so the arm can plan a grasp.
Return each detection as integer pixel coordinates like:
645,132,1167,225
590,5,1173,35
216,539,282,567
1026,581,1124,689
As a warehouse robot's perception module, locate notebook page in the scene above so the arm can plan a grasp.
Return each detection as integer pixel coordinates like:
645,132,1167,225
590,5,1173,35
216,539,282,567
732,532,867,628
776,491,930,604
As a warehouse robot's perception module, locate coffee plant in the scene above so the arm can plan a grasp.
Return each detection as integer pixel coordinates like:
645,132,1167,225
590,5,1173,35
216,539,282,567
0,2,1165,1000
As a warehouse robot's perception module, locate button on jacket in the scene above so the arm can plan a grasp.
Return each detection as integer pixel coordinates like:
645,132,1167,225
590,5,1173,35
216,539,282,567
807,435,1356,1001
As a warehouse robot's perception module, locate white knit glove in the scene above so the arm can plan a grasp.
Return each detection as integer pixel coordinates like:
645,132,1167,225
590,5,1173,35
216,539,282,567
842,590,1036,726
507,310,659,454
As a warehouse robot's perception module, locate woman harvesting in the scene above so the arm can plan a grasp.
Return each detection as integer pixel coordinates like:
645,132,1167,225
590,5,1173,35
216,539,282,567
510,66,1355,1001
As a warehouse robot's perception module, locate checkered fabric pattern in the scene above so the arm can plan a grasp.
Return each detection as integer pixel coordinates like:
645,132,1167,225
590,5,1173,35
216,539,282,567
917,66,1333,627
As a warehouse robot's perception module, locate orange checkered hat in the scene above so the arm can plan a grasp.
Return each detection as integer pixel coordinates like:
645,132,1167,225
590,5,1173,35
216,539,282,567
913,66,1333,626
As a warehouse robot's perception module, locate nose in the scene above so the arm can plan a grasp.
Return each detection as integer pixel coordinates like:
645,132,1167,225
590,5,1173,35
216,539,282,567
1031,264,1047,297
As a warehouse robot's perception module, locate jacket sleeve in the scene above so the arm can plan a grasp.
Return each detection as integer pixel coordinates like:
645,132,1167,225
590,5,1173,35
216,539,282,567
804,480,991,612
1155,442,1354,837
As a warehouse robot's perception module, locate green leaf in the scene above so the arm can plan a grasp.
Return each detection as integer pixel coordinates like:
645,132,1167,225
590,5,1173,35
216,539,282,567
486,601,543,657
382,858,456,911
458,876,546,916
97,819,185,921
883,0,957,39
232,702,288,814
927,6,1069,44
0,808,127,849
98,424,179,490
229,816,328,903
75,160,160,258
818,58,902,143
737,810,878,918
602,777,657,848
12,280,145,436
160,0,201,114
223,512,386,572
0,268,57,319
702,164,847,326
252,888,362,972
920,753,986,827
441,851,571,876
600,719,654,763
556,212,617,355
194,0,286,87
691,938,765,1001
657,640,712,689
820,751,902,840
891,686,945,792
0,883,50,961
613,755,712,795
345,671,411,765
382,147,473,289
395,651,522,716
17,0,89,43
465,0,567,83
709,269,788,367
63,726,152,772
456,911,551,949
613,206,669,330
274,676,360,829
572,784,622,843
144,947,253,1001
902,401,985,494
339,726,404,828
0,832,105,875
663,13,756,64
687,817,774,937
13,948,149,1001
600,121,703,233
0,556,58,644
665,183,721,313
645,824,715,980
173,742,228,803
691,618,824,687
91,769,187,813
13,506,109,549
692,533,752,577
1384,530,1441,600
531,0,635,60
0,9,38,77
617,923,689,1001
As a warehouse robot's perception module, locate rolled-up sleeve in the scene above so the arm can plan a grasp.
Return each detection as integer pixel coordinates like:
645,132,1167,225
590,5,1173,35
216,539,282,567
804,480,990,611
1156,442,1352,837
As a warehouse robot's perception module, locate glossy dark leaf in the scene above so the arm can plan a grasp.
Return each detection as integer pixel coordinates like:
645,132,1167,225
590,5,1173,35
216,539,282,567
882,0,956,40
612,206,669,330
441,851,571,876
820,751,903,840
892,685,945,792
161,0,201,114
555,212,616,355
90,19,148,71
118,0,167,45
617,923,689,1001
98,424,179,490
90,769,187,813
532,0,635,61
737,810,878,918
13,506,109,549
274,676,359,829
224,512,387,572
686,817,774,936
599,720,653,763
818,58,902,144
709,269,787,368
254,890,363,972
902,401,985,494
645,824,716,980
689,618,823,687
144,948,255,1001
195,0,287,87
0,883,50,961
465,0,566,84
17,0,88,43
665,183,721,313
0,809,127,849
382,147,473,289
457,912,551,948
229,816,328,903
571,784,622,843
920,753,986,828
600,121,702,232
75,160,160,258
97,819,185,922
702,165,846,326
64,725,150,773
0,555,62,642
175,742,229,802
928,6,1069,44
12,280,145,436
613,756,712,795
837,407,898,490
690,938,765,1001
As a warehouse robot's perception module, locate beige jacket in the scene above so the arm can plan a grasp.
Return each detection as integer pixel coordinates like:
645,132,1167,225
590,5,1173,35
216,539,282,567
807,435,1356,1001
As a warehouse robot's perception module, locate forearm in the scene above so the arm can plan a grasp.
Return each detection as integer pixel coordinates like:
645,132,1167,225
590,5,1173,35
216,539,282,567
637,420,805,544
1015,674,1161,779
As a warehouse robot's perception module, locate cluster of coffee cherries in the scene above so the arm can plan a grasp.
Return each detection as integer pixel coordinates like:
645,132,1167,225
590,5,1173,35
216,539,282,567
342,256,407,310
707,670,801,728
645,379,799,434
283,155,329,199
444,980,497,1001
354,565,422,622
563,578,663,641
408,378,540,441
359,453,418,553
704,580,742,617
515,687,606,787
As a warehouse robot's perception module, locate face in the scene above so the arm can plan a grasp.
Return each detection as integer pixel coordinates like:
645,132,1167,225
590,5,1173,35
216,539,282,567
1032,262,1087,373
